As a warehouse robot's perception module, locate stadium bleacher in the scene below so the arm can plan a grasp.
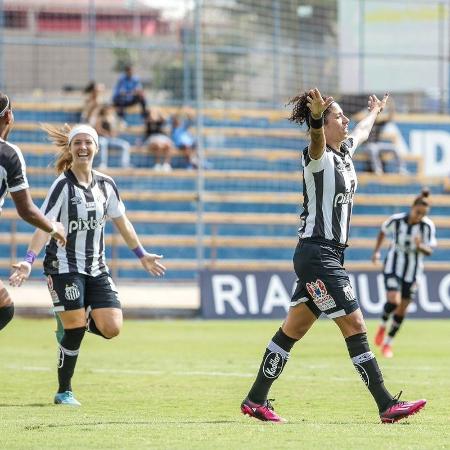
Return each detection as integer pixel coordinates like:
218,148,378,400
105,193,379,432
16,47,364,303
2,102,449,280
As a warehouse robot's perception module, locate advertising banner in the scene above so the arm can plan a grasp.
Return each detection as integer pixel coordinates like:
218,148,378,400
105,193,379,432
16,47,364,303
200,270,450,319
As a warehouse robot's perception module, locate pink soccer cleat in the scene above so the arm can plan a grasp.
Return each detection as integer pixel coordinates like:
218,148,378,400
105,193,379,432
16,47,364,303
382,343,394,358
241,398,286,423
380,392,426,423
374,325,386,347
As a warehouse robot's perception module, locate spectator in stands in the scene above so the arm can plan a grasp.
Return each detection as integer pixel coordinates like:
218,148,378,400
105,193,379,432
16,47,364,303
80,81,104,125
357,100,407,174
143,108,174,171
0,91,66,333
171,108,198,169
372,188,436,358
240,88,426,424
9,123,165,406
94,104,131,168
112,65,147,120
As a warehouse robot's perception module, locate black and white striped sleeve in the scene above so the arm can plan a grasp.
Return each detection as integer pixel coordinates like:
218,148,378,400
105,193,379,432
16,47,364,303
2,143,29,192
40,177,67,220
105,178,126,219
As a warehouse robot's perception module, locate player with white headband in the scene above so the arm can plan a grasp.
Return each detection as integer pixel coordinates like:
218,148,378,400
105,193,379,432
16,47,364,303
10,123,166,406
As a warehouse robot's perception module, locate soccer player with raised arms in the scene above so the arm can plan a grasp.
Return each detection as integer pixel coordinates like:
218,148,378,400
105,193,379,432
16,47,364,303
9,124,165,406
240,88,426,424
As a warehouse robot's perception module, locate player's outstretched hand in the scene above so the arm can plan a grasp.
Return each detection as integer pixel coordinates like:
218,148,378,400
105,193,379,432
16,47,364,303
371,251,381,265
306,88,334,118
9,261,32,287
368,93,389,114
139,253,166,277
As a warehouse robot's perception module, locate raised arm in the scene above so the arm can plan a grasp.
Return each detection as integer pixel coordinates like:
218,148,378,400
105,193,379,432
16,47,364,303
112,214,166,277
350,93,389,149
307,88,335,160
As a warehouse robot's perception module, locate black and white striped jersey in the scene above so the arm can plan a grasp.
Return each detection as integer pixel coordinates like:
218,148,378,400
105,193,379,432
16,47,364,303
382,212,437,282
0,138,29,211
41,169,125,277
298,138,358,246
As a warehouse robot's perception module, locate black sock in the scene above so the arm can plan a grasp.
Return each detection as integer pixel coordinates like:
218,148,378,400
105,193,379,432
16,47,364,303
388,314,404,338
247,328,298,404
86,316,110,339
381,302,396,323
58,327,85,393
345,333,393,412
0,304,14,331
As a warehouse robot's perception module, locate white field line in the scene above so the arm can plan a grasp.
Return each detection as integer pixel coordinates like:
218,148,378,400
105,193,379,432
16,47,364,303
3,364,448,386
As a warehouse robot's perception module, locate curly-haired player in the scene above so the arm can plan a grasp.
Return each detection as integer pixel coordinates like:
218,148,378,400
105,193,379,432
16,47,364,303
240,88,426,424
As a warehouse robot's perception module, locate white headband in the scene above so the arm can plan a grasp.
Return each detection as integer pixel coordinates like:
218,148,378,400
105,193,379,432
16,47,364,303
68,124,99,148
0,95,10,117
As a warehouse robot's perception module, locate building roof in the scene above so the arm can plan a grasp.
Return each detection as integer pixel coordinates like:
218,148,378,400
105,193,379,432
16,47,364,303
6,0,157,13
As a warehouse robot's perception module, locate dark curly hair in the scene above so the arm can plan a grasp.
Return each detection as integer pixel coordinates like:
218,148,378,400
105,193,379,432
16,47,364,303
287,91,333,129
413,187,430,207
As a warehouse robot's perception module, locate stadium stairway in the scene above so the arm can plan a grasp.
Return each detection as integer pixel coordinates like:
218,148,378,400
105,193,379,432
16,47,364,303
1,102,448,280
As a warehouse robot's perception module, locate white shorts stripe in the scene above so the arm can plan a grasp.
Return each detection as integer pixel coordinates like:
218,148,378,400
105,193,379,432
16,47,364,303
327,309,346,319
290,296,309,307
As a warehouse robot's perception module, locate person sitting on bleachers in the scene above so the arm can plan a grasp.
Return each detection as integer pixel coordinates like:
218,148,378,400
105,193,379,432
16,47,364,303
80,81,104,125
94,104,131,168
143,108,174,171
171,108,198,169
357,101,407,174
112,65,147,121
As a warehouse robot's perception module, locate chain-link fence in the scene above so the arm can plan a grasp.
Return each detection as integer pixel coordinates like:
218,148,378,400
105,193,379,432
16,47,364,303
1,0,450,281
2,0,450,111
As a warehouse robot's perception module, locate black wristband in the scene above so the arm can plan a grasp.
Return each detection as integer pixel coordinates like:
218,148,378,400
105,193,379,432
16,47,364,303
309,113,324,129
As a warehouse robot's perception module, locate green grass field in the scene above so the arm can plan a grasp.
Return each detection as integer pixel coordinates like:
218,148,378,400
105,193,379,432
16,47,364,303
1,318,449,449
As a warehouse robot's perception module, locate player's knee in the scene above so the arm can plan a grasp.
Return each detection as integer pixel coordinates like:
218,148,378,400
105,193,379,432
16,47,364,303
99,323,121,339
0,302,14,331
0,285,12,308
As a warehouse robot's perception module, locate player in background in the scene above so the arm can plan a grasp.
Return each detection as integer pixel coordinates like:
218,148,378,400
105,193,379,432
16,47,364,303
0,91,66,333
372,188,436,357
9,124,165,406
240,88,426,424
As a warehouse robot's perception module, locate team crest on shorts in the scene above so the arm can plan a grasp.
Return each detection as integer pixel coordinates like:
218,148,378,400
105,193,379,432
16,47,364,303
64,283,81,301
343,284,356,303
306,279,336,311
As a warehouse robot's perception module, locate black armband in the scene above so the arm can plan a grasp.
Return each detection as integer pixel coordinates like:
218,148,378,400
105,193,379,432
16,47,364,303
309,113,324,129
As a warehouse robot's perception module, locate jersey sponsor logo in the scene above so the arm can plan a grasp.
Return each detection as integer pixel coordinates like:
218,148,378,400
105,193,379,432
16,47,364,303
68,215,106,233
343,283,356,303
263,351,284,379
85,201,97,210
70,196,83,205
333,190,354,208
306,279,336,311
64,283,81,301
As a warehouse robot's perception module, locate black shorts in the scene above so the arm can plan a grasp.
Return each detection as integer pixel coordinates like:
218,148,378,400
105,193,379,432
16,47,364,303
47,272,121,313
291,240,360,319
383,274,417,301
